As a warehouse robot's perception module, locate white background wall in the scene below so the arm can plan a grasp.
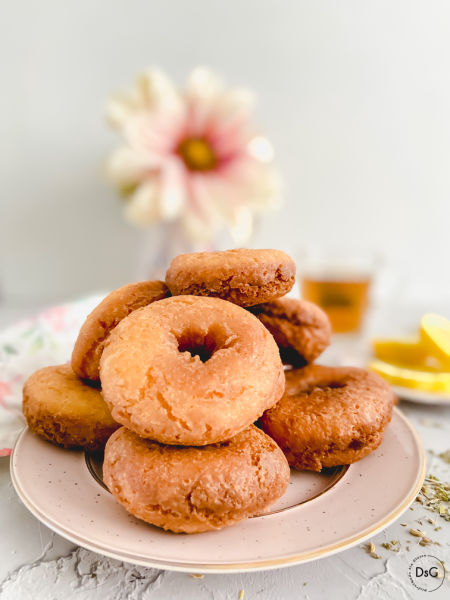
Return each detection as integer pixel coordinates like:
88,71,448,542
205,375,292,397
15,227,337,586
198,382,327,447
1,0,449,307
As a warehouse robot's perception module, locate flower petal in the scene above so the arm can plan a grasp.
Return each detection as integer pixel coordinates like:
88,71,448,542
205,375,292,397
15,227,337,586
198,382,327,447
229,204,254,245
185,67,224,100
107,68,183,130
180,174,223,242
224,157,283,213
106,146,157,187
184,70,256,158
124,112,184,156
124,180,160,226
157,159,186,221
183,68,227,137
208,89,255,143
135,68,180,112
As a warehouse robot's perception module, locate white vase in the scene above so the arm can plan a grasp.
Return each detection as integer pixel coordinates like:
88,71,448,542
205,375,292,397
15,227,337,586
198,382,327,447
135,220,215,281
135,217,259,281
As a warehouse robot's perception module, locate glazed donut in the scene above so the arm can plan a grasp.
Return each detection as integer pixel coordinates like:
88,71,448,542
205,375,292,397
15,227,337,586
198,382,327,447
261,365,395,471
103,425,290,533
22,364,119,450
249,298,331,366
100,295,285,445
165,249,295,307
72,280,170,381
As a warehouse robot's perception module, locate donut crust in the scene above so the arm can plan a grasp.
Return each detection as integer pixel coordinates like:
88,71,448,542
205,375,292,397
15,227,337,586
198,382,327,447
165,249,295,307
261,365,395,471
72,280,170,381
103,425,290,533
100,296,285,445
250,298,331,366
22,364,119,450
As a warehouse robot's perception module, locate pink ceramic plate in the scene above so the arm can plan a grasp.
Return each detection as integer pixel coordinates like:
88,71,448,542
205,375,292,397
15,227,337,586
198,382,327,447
391,385,450,405
10,408,425,573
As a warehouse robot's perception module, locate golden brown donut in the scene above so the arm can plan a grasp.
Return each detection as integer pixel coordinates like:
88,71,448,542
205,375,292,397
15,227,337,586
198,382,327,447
249,298,331,366
100,295,285,445
22,364,119,450
165,249,295,307
103,425,290,533
72,280,170,381
261,365,395,471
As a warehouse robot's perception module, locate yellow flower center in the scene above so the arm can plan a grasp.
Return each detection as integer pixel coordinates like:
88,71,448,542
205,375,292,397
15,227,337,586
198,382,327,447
177,138,217,171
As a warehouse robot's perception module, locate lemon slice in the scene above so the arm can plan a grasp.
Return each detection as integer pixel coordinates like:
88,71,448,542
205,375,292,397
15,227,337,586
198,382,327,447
420,313,450,368
372,337,444,371
373,337,425,364
369,359,450,393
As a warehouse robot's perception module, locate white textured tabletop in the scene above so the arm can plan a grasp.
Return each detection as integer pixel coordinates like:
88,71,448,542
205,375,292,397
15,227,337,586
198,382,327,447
0,303,449,600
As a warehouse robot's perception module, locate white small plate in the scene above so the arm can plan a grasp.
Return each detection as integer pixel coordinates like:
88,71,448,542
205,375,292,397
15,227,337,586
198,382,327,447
10,408,425,574
392,386,450,405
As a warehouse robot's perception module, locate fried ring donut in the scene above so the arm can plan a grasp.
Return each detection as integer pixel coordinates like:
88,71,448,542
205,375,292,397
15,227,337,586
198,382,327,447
100,295,285,445
22,364,119,450
249,298,331,366
103,425,290,533
72,280,170,381
261,365,395,471
165,249,295,307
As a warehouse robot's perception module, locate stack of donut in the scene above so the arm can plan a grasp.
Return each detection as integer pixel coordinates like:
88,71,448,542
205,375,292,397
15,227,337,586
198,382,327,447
22,249,395,534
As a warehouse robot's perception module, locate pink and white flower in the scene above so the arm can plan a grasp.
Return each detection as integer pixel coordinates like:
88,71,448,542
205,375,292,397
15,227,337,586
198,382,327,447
106,67,281,244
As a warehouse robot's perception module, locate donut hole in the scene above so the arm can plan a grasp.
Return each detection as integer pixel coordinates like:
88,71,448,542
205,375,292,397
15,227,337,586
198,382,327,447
326,381,347,389
303,381,347,394
176,325,234,363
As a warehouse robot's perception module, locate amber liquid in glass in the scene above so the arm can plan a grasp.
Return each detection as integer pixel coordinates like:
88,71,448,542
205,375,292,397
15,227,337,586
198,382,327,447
301,276,371,333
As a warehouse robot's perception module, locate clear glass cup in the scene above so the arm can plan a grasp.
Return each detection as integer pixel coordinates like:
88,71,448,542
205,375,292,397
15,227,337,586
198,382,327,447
297,246,379,334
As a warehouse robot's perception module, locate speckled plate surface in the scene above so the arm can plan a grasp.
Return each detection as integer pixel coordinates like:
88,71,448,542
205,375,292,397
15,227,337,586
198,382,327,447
10,408,425,573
